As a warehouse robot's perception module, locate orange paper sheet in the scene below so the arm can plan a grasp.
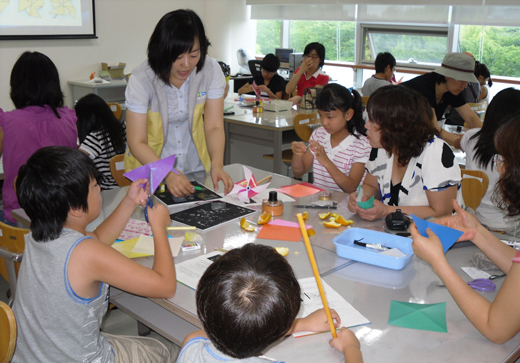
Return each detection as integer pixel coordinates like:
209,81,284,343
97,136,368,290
276,183,323,198
256,224,302,242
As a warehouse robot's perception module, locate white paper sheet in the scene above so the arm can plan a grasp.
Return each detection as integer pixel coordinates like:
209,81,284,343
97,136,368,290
174,251,224,290
293,277,371,337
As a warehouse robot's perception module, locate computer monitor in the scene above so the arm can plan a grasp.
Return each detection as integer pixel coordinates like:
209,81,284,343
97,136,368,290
275,48,295,69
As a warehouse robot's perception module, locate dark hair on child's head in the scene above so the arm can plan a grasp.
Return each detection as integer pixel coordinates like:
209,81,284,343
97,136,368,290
494,113,520,218
304,42,326,69
16,147,99,242
475,62,492,87
471,88,520,170
10,51,64,118
368,85,437,167
374,52,396,74
316,83,366,137
75,94,126,154
196,243,301,359
261,53,280,73
148,9,210,85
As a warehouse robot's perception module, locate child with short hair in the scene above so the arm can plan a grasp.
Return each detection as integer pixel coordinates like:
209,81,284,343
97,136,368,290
12,146,178,362
177,243,363,362
291,83,371,193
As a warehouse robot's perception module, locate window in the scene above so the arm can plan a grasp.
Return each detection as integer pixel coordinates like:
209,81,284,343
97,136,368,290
256,20,356,63
459,25,520,78
256,20,281,55
361,25,449,69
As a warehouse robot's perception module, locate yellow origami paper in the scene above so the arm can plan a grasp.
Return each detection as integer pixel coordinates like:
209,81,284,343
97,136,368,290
18,0,43,18
50,0,75,18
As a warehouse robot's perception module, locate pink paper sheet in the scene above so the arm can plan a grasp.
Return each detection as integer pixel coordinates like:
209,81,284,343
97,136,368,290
276,183,323,198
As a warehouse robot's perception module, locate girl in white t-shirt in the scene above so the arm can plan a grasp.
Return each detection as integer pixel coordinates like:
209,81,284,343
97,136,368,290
291,84,371,192
460,87,520,235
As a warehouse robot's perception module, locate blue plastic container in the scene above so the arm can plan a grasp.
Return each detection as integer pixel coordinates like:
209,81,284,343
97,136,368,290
333,228,414,270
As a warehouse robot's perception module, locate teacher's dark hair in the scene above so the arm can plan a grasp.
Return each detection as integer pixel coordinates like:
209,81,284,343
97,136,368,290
470,88,520,171
494,113,520,217
316,83,366,138
368,85,437,167
196,243,301,359
16,147,99,242
10,51,64,118
148,9,210,85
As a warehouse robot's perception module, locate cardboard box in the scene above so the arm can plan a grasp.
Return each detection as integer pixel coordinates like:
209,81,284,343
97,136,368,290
101,62,126,79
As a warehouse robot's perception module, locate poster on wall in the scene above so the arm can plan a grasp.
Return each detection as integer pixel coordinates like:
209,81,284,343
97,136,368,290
0,0,96,40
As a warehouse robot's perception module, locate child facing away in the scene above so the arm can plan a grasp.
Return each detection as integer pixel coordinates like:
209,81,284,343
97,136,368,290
291,83,371,193
0,51,78,226
410,115,520,344
177,243,363,363
76,93,127,191
12,147,179,362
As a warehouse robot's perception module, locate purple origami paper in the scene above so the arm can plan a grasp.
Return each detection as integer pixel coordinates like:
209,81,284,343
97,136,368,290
123,155,176,194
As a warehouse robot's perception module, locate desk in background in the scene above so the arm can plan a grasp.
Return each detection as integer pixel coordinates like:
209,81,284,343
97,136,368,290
223,95,318,174
44,164,518,362
67,79,127,108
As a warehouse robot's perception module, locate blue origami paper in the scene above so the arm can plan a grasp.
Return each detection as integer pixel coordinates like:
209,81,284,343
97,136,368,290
411,214,464,253
123,155,176,194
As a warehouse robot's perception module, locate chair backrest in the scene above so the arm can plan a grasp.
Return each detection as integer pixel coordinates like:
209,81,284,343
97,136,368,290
461,169,490,210
248,60,263,77
109,154,131,187
107,102,122,121
0,222,27,284
293,112,320,142
361,96,369,106
0,301,17,363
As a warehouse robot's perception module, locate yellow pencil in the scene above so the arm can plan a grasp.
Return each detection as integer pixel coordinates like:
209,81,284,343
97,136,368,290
296,213,338,338
256,175,272,185
166,226,196,231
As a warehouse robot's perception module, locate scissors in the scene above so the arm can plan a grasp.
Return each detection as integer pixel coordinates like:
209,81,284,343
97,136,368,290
467,278,496,291
144,168,154,223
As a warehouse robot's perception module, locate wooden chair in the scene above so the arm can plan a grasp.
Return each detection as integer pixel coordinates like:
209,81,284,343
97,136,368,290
0,301,16,363
263,112,320,178
461,169,489,210
109,154,131,187
107,102,122,121
361,96,369,107
0,222,27,307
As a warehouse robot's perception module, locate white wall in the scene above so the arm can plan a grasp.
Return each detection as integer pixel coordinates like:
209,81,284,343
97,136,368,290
0,0,255,109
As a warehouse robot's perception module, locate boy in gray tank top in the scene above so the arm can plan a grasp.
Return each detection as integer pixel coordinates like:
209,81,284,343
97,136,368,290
177,243,363,363
12,146,178,362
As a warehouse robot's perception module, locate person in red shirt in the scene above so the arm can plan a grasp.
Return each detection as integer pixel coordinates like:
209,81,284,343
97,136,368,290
285,42,329,104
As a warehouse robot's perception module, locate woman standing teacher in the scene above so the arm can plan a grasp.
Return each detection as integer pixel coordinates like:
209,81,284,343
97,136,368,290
124,9,233,197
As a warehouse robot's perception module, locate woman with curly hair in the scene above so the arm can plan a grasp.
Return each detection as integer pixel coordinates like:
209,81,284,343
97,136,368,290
348,85,463,220
411,115,520,344
461,88,520,235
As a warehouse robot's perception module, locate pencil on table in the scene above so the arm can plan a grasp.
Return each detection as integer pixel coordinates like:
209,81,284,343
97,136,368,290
166,226,196,231
257,175,272,185
296,213,338,338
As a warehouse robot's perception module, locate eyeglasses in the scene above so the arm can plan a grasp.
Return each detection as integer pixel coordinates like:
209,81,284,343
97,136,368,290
493,154,504,167
304,55,320,61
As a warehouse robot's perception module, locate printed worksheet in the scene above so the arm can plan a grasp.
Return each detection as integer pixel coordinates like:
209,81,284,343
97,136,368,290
175,251,224,290
294,277,371,337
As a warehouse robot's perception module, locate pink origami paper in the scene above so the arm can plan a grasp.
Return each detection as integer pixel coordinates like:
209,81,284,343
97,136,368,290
123,154,176,194
230,166,270,203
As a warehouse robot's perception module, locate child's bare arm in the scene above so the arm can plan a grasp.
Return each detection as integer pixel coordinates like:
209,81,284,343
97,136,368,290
287,308,341,335
73,203,176,299
90,179,148,245
329,327,363,363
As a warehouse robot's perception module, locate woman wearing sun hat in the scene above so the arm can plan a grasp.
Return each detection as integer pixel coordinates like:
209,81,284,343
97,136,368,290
403,52,483,148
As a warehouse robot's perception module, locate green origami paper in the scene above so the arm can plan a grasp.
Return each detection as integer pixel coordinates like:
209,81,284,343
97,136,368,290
388,300,447,333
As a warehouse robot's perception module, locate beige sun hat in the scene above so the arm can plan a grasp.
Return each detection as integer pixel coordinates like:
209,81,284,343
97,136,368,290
434,53,478,83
